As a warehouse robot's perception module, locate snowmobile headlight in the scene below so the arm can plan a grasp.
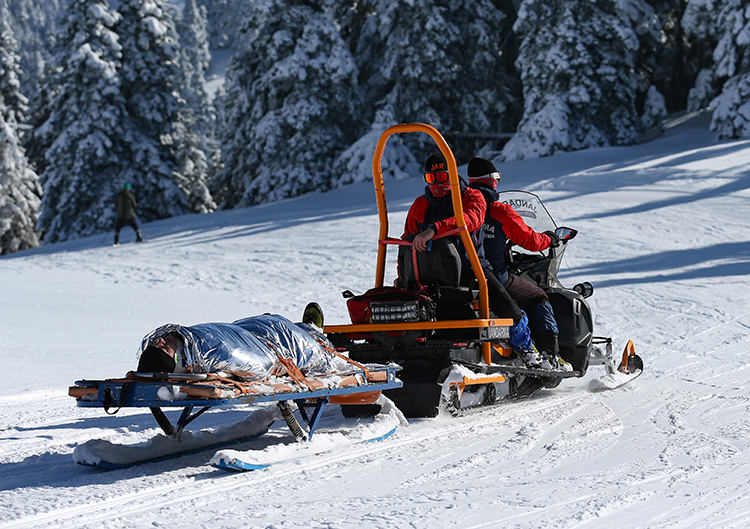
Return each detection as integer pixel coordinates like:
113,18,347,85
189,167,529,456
573,282,594,298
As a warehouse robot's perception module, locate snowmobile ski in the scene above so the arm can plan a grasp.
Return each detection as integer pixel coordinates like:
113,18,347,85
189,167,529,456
589,339,643,391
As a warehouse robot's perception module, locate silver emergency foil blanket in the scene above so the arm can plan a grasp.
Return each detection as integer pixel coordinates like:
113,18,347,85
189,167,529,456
138,314,338,378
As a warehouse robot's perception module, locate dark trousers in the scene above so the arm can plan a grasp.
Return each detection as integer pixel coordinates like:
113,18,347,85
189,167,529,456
115,217,139,233
485,268,523,323
502,274,549,312
115,217,141,244
503,274,559,353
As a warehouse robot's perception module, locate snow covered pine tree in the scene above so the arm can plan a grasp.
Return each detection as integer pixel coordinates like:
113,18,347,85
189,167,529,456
504,0,640,160
211,0,365,208
0,6,41,255
333,0,518,163
117,0,208,220
34,0,130,243
685,0,750,139
176,0,219,213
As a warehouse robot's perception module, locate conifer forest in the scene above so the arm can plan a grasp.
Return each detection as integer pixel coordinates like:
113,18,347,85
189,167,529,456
0,0,745,253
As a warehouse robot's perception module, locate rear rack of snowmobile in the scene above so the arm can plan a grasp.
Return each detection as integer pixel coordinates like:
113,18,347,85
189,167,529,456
325,318,513,341
69,364,401,440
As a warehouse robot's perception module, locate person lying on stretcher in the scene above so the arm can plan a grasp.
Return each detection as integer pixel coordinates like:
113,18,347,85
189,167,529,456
135,305,339,380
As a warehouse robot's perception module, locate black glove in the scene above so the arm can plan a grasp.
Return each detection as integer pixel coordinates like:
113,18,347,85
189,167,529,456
543,230,560,247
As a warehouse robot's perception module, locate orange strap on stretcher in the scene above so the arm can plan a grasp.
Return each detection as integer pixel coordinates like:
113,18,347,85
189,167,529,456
276,356,316,391
310,334,375,381
205,372,254,394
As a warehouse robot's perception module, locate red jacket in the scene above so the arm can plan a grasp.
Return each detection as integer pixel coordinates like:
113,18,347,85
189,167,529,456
469,182,552,284
399,186,488,286
488,201,551,251
402,187,487,238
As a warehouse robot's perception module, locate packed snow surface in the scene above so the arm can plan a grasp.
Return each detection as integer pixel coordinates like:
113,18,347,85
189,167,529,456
2,112,750,528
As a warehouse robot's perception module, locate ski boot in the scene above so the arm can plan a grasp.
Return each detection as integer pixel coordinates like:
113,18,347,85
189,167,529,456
518,344,545,368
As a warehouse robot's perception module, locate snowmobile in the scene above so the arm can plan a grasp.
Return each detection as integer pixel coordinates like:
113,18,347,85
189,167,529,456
324,123,643,418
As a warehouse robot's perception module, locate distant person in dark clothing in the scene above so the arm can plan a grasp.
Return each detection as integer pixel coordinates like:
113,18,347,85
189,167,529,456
114,182,143,245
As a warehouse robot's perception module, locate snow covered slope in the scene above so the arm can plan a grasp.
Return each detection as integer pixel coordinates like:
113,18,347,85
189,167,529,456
2,112,750,528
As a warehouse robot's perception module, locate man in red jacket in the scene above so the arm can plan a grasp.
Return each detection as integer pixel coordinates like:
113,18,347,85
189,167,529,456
468,157,570,371
399,154,538,360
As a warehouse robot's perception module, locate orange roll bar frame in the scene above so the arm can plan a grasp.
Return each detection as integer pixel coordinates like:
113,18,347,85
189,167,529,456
370,123,494,363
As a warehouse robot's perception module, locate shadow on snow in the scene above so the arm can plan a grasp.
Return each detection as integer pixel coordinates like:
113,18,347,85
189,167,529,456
561,240,750,288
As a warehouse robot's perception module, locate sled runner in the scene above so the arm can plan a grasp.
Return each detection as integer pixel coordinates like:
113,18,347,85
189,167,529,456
69,363,401,468
323,123,643,418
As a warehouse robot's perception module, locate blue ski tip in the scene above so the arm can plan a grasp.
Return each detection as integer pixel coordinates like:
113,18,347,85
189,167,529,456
213,426,398,472
363,427,397,443
213,458,271,472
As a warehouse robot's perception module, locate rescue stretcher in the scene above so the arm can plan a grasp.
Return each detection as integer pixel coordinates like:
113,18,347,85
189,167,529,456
70,362,402,441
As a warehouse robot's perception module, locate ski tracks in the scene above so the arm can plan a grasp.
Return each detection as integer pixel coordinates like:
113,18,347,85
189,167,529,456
0,392,611,529
623,386,750,528
3,380,749,528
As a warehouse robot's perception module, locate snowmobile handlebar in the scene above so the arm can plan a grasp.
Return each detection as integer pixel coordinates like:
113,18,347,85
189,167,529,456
507,225,578,264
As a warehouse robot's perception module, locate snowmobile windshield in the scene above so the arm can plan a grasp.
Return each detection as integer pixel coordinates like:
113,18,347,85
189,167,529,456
497,191,566,285
496,191,557,233
137,314,340,378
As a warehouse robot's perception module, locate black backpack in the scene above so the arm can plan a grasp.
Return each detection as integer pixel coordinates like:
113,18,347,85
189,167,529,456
397,234,462,290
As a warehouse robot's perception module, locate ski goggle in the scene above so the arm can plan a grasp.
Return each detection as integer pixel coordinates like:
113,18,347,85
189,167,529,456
424,171,450,185
471,171,502,181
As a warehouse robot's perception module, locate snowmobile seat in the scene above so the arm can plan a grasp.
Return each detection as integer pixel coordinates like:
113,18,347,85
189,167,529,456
397,237,476,310
397,234,462,290
428,285,476,315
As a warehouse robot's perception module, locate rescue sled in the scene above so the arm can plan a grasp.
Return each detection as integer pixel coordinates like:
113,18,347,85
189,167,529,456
69,363,401,468
323,123,643,418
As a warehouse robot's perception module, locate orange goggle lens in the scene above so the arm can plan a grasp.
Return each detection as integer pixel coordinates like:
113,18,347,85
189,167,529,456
424,171,449,184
